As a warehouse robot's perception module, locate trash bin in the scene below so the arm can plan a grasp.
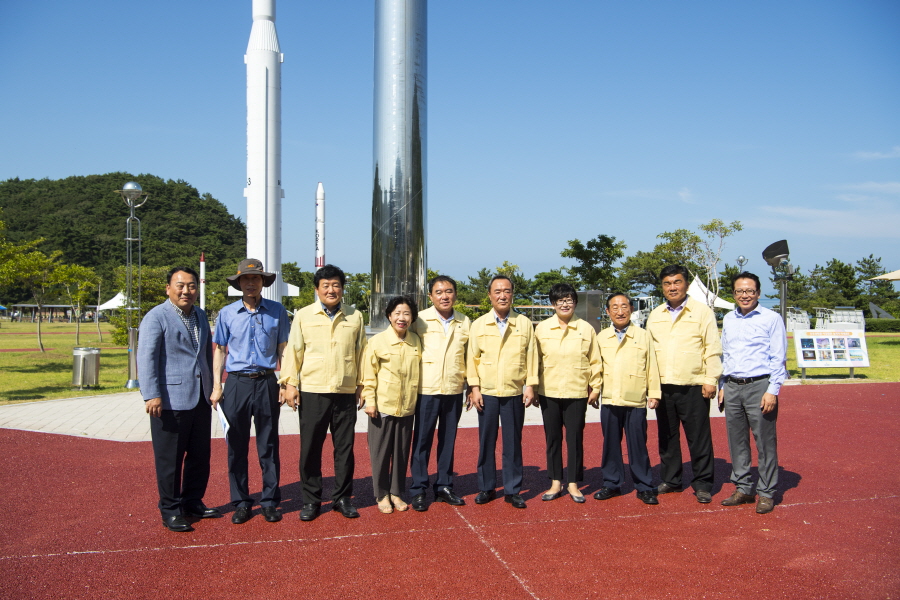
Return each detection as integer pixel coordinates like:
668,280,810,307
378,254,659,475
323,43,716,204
72,347,101,388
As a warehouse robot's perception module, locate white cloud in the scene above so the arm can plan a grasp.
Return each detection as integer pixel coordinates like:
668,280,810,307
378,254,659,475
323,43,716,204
852,146,900,160
747,205,900,238
678,187,695,204
834,181,900,195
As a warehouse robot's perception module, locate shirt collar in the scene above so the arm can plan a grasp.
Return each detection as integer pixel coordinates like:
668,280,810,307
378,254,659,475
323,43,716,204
237,297,265,313
492,309,510,324
734,303,761,318
666,297,689,311
321,301,342,318
169,299,194,317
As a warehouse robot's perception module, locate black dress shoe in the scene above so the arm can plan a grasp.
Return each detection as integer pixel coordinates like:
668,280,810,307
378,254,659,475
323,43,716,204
411,493,428,512
332,497,360,519
435,487,465,506
261,506,282,522
657,483,681,494
232,506,252,524
695,490,712,504
504,494,526,509
475,490,496,505
162,515,193,532
593,487,621,501
183,504,222,519
637,490,659,505
299,503,320,521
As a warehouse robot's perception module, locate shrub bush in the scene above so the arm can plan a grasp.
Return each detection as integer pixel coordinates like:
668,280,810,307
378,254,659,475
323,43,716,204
865,319,900,333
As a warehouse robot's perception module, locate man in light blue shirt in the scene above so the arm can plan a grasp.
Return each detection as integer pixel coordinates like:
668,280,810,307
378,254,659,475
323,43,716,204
212,259,291,524
717,271,787,514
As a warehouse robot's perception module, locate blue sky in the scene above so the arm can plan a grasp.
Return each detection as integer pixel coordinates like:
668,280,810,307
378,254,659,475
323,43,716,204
1,0,898,296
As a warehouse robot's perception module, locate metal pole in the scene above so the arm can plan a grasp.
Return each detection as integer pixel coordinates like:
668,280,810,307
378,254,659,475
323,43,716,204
779,277,788,327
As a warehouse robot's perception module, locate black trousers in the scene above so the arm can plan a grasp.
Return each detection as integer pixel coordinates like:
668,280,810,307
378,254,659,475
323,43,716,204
409,393,464,495
298,391,357,504
221,373,281,508
601,404,653,492
477,395,525,495
655,384,714,492
539,396,587,484
150,397,211,519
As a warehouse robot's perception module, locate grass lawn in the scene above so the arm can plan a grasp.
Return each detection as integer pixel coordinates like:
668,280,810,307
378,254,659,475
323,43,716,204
0,320,130,403
0,321,896,404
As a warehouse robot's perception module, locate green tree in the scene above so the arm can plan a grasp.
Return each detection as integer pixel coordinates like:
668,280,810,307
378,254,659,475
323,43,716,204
561,234,626,291
53,263,99,345
855,254,898,312
620,229,701,296
3,250,63,351
343,272,370,322
686,219,743,309
281,262,316,311
108,266,171,346
531,268,571,296
717,263,741,297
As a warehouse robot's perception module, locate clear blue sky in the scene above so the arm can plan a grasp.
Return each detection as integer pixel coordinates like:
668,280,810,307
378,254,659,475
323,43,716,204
1,0,898,296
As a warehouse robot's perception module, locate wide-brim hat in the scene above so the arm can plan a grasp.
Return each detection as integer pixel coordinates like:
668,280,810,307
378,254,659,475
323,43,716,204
226,258,276,290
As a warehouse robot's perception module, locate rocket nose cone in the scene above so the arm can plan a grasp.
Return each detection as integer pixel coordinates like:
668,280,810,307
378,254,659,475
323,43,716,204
316,182,325,198
252,0,275,21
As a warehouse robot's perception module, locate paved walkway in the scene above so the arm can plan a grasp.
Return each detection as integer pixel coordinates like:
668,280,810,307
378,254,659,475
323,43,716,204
0,384,738,442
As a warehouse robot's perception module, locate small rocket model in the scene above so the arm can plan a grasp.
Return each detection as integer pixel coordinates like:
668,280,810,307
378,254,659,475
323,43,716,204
315,183,325,270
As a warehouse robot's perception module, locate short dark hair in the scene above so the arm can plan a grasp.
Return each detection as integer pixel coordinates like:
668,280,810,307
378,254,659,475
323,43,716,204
605,291,632,309
428,275,457,293
732,271,761,292
549,283,577,305
488,274,514,293
384,295,419,322
167,266,199,284
314,264,346,287
659,264,690,282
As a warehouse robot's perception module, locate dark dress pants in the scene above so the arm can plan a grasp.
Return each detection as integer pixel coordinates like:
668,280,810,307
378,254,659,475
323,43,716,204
409,393,463,495
477,395,525,495
298,392,357,504
539,396,587,484
150,395,212,519
368,414,414,500
221,373,281,508
600,404,653,492
656,384,714,492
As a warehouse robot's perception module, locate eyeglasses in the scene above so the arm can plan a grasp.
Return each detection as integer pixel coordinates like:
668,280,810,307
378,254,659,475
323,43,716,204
733,289,758,297
555,299,575,306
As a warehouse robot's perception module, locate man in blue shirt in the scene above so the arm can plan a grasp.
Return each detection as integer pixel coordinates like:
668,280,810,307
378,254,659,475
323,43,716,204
212,259,291,524
717,271,787,514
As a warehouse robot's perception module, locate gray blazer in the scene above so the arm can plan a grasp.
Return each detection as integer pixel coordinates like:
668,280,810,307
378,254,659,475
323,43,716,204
137,301,213,411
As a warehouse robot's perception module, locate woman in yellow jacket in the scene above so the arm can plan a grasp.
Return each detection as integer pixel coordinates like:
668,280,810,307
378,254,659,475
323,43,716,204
534,283,601,503
362,296,422,514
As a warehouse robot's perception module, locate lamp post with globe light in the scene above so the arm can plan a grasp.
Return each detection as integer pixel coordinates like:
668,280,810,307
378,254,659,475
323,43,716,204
115,182,149,388
736,255,748,271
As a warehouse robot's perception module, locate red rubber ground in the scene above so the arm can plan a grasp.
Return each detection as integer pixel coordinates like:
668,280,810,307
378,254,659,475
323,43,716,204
1,383,897,599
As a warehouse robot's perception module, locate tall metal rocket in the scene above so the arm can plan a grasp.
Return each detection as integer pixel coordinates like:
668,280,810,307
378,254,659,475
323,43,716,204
315,182,325,270
243,0,294,300
370,0,427,330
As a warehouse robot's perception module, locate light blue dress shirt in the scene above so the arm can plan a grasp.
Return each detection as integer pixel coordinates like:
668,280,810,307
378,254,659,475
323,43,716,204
720,303,788,395
213,297,291,372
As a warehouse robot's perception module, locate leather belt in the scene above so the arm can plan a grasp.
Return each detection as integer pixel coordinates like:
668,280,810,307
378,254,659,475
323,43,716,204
728,374,769,385
230,370,275,379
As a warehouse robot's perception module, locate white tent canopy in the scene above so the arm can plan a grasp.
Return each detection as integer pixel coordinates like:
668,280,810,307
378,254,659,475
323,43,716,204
97,292,126,311
870,269,900,281
687,279,735,311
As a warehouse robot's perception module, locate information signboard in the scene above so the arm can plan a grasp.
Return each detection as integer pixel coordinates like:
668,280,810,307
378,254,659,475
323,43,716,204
793,330,869,369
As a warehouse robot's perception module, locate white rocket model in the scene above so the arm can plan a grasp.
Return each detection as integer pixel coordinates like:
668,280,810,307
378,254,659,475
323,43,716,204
237,0,298,299
199,252,206,310
315,182,325,270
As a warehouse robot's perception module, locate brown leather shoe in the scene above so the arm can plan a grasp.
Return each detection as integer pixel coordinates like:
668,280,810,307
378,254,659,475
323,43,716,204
720,489,756,506
756,496,775,514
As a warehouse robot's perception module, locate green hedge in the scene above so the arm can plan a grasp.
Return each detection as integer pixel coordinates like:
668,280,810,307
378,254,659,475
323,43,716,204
866,319,900,333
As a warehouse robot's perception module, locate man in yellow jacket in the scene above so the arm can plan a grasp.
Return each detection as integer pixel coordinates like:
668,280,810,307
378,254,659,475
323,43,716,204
646,265,722,504
467,275,538,509
408,276,471,511
279,265,367,521
593,292,662,505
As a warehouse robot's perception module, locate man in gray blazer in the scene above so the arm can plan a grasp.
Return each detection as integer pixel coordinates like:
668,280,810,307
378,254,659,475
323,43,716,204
138,267,219,532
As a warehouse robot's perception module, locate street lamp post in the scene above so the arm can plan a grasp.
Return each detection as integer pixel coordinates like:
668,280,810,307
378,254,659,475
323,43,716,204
736,255,748,270
116,182,149,388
